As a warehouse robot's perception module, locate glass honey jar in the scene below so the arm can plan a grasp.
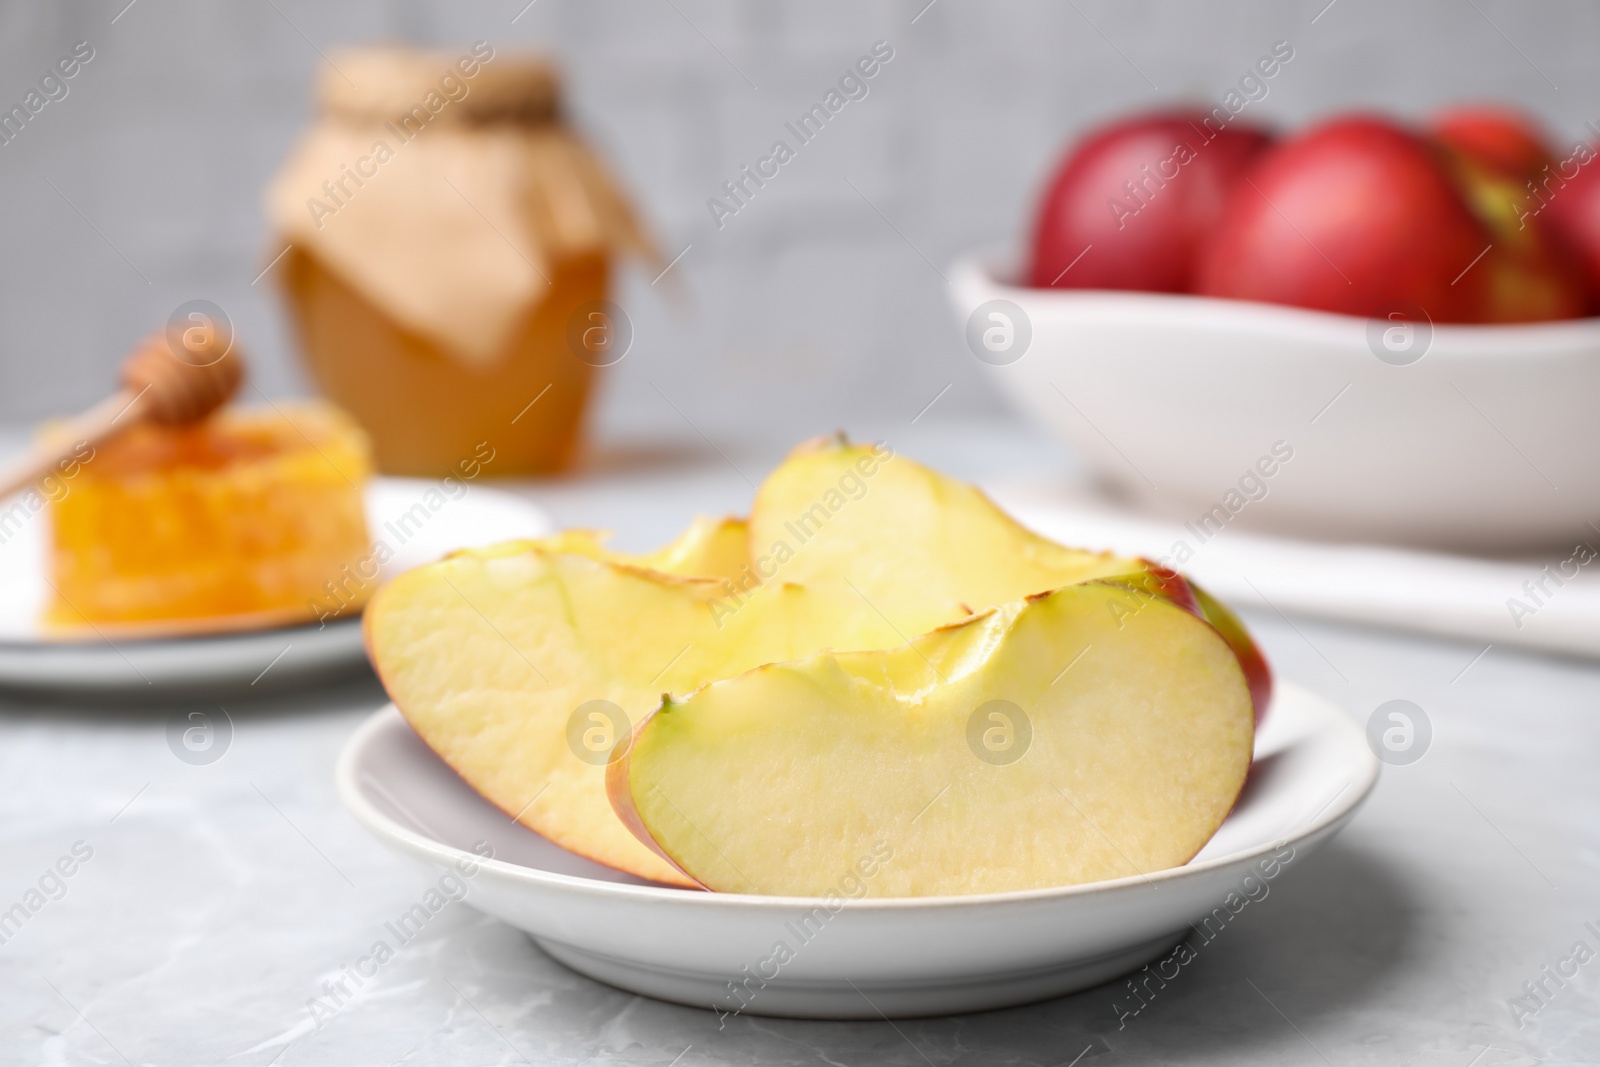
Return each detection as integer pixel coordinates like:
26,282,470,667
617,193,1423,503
267,44,655,476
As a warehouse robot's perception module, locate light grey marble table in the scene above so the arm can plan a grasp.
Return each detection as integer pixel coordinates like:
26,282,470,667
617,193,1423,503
2,423,1595,1066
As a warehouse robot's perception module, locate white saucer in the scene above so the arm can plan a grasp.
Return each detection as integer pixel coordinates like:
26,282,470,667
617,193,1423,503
337,682,1378,1019
0,478,553,693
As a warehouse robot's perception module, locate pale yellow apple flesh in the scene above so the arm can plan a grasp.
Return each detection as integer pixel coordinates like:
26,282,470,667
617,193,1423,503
611,582,1255,897
746,436,1271,716
637,515,750,582
518,516,749,582
746,437,1151,635
364,543,906,885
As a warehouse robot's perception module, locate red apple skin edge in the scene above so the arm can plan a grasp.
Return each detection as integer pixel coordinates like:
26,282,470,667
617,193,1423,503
605,721,706,888
1028,112,1272,292
1197,114,1495,322
1190,584,1273,723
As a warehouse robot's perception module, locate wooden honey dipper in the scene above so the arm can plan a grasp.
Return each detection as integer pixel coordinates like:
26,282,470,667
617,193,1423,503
0,327,243,499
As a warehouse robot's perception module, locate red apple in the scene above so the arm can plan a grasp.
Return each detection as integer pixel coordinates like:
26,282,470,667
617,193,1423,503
1538,141,1600,308
1429,108,1589,321
1028,112,1272,292
1444,158,1590,322
1197,115,1495,322
1433,105,1554,181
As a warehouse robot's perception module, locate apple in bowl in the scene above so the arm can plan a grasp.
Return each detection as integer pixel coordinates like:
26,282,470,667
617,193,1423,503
1033,108,1590,324
1195,114,1588,323
959,108,1600,551
1028,111,1272,293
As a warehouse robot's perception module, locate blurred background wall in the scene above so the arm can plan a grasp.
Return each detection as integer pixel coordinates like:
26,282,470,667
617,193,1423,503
1,0,1597,444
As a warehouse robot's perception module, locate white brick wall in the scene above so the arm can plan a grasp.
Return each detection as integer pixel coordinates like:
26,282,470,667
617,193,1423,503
1,0,1596,444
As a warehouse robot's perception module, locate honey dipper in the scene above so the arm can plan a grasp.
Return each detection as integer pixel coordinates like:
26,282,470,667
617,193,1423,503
0,328,243,499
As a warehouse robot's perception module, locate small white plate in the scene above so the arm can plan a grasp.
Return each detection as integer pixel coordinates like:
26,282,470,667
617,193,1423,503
0,479,553,693
338,682,1379,1019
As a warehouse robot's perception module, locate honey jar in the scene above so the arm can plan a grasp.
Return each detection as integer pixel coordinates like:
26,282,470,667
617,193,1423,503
267,45,656,476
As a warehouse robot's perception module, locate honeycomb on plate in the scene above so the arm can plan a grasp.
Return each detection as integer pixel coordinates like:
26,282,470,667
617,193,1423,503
45,402,374,630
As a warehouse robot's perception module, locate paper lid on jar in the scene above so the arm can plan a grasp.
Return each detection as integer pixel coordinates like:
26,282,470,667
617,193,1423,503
265,43,657,369
319,45,561,125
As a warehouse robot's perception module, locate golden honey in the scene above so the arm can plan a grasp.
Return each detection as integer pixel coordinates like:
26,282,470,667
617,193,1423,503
281,247,604,476
45,403,372,629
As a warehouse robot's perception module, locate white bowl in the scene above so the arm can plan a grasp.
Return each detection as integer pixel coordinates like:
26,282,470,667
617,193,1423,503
950,247,1600,552
337,683,1376,1019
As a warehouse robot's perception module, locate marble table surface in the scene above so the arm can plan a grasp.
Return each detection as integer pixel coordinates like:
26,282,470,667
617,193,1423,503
2,423,1596,1066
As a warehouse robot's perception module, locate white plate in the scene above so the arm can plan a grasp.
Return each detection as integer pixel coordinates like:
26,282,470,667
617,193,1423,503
950,246,1600,552
337,682,1378,1019
0,478,553,693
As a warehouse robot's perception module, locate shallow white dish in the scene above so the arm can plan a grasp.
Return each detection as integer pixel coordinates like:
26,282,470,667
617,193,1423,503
950,246,1600,552
338,682,1378,1019
0,478,553,693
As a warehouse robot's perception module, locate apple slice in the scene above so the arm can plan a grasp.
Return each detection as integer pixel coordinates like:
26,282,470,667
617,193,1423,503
365,543,904,885
518,517,749,582
747,435,1271,716
637,515,749,581
610,581,1255,897
747,437,1144,632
